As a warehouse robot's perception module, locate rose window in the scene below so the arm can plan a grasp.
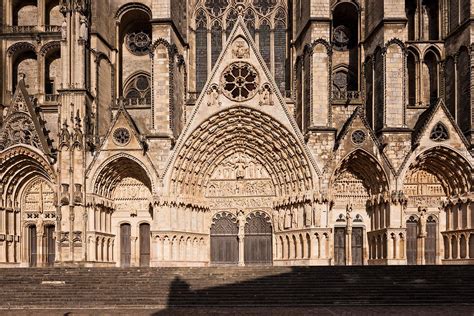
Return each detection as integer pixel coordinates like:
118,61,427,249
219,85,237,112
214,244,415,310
351,130,366,145
222,62,259,101
126,31,151,55
333,25,350,51
430,122,449,141
113,128,131,146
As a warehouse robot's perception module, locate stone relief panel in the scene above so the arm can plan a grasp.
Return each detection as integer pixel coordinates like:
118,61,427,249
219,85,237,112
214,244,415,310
22,178,56,221
113,177,152,216
334,170,369,208
205,152,275,210
404,170,445,208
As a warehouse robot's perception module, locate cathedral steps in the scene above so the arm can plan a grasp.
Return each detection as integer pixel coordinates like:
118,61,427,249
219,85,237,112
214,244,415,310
0,266,473,310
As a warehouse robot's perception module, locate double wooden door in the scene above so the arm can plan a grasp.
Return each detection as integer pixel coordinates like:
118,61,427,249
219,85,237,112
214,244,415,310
44,225,55,266
351,227,363,265
120,223,131,267
210,213,239,264
334,227,346,265
139,223,150,267
244,212,272,265
406,220,418,265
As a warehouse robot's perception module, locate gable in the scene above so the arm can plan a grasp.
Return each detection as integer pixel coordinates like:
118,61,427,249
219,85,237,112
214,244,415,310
163,17,321,184
413,100,470,151
0,79,52,157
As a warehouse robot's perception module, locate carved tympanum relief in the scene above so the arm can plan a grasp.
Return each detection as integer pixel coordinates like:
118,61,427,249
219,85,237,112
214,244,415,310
334,170,369,207
206,152,275,209
113,177,152,216
404,170,444,207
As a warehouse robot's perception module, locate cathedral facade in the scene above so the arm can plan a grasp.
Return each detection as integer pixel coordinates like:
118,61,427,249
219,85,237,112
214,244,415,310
0,0,473,267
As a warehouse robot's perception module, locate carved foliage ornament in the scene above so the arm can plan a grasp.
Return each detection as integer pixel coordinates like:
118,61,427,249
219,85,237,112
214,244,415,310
430,122,449,141
221,62,259,101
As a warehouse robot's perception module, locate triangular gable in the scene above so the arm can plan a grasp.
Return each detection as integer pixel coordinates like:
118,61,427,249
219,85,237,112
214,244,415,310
412,99,471,150
334,106,394,174
0,78,53,157
163,17,321,180
94,104,145,153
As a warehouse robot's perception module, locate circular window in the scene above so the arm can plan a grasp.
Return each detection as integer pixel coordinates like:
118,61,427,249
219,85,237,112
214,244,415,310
113,128,131,146
351,130,366,145
430,123,449,141
126,31,151,56
333,25,350,51
221,62,259,101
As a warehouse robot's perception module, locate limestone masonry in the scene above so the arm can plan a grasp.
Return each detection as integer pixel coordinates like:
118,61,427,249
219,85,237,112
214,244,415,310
0,0,472,267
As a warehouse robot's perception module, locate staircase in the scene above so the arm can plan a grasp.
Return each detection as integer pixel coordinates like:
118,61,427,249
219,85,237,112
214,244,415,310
0,266,473,314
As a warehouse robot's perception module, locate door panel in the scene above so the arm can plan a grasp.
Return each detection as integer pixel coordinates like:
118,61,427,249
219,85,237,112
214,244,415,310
120,223,131,267
425,221,436,264
139,223,150,267
407,221,418,265
351,227,363,265
28,225,37,267
334,227,346,266
210,213,239,264
44,225,55,266
244,212,272,265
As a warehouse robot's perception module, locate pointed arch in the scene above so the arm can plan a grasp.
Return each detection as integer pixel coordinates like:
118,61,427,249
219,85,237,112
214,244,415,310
401,146,472,197
167,107,317,197
0,145,55,208
92,154,153,198
332,149,390,197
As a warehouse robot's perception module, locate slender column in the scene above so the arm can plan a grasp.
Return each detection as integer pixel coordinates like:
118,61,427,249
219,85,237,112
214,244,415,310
238,210,245,266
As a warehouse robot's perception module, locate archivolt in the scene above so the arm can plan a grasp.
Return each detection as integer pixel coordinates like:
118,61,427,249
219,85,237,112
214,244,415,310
332,149,389,196
169,107,315,197
405,146,472,196
93,155,152,198
0,146,55,207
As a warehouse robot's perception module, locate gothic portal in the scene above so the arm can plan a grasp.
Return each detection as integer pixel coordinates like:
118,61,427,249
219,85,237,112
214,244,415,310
0,0,473,267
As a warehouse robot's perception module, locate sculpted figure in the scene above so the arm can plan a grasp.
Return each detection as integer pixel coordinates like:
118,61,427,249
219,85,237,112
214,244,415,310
291,206,298,228
304,202,312,227
79,17,88,41
207,85,220,107
284,208,291,229
278,209,285,231
272,210,279,232
61,20,67,40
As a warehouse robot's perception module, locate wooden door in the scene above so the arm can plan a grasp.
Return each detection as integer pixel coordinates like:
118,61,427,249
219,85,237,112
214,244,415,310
28,225,37,267
120,223,131,267
334,227,346,266
210,213,239,264
406,220,418,265
139,223,150,267
425,219,436,264
44,225,55,266
244,212,272,265
351,227,363,265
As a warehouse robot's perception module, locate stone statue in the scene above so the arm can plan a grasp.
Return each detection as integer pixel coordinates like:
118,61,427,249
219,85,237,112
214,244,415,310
313,203,321,227
237,209,246,236
272,210,279,232
259,85,272,106
207,85,220,107
304,202,312,227
346,204,353,231
284,208,291,229
419,208,427,237
291,206,298,228
232,39,250,59
61,20,67,41
79,17,88,41
278,209,285,231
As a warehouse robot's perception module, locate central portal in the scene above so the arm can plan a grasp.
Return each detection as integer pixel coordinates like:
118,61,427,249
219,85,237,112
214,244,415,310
207,152,275,265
